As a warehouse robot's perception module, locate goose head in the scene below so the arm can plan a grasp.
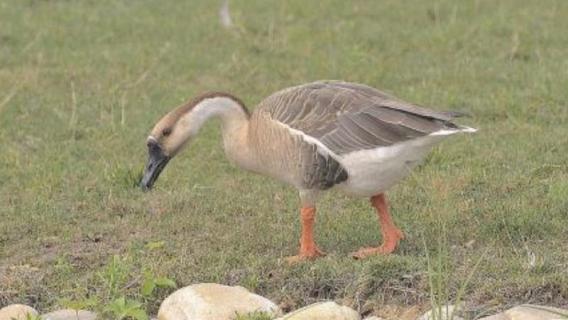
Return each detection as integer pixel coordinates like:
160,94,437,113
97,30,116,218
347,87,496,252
139,101,200,190
139,117,178,190
140,92,249,190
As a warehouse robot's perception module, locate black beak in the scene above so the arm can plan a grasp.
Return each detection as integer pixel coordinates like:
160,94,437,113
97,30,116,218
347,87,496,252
140,142,170,191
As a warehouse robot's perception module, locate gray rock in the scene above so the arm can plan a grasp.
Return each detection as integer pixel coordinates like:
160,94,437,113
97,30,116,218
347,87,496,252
41,309,97,320
157,283,281,320
0,304,39,320
276,301,360,320
479,305,568,320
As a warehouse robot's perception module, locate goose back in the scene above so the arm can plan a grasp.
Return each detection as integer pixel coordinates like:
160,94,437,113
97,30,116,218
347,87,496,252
256,80,463,155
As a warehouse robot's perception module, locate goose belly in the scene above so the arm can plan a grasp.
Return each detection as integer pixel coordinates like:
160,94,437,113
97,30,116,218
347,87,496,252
337,135,446,197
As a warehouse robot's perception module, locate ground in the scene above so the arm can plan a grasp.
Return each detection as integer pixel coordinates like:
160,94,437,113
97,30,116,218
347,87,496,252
1,0,567,318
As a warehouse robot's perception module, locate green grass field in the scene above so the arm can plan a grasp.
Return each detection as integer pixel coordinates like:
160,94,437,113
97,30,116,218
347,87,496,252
1,0,567,318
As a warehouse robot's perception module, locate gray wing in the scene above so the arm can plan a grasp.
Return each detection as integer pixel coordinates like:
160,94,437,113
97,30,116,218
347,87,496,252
257,80,463,155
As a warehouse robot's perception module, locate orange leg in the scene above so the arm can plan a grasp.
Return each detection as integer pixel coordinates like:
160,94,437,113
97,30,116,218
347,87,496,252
286,206,326,263
352,193,404,259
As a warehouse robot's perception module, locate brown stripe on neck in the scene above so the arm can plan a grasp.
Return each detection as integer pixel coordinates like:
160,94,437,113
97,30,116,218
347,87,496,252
152,92,250,139
175,91,250,118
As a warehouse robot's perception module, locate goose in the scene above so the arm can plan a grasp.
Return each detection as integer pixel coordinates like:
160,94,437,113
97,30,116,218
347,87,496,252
140,80,476,262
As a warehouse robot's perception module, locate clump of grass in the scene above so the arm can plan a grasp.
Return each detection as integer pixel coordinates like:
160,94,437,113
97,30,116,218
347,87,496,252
22,314,43,320
105,297,148,320
234,311,274,320
105,165,144,189
57,253,176,319
424,224,486,320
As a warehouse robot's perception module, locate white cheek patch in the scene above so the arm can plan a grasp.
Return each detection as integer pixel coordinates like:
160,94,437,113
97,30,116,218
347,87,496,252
178,111,200,136
147,136,158,143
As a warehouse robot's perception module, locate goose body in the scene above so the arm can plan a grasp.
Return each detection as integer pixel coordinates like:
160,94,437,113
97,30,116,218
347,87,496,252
141,81,476,261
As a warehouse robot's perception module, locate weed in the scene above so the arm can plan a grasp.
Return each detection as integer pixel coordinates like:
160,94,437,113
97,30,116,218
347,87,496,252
97,255,131,302
59,297,99,313
424,225,486,320
234,311,274,320
141,270,176,297
21,314,42,320
52,254,176,319
105,296,149,320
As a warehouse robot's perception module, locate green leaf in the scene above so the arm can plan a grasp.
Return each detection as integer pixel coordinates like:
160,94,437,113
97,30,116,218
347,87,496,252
105,296,127,316
155,277,176,288
105,297,149,320
22,314,43,320
127,308,149,320
141,278,156,297
124,299,143,309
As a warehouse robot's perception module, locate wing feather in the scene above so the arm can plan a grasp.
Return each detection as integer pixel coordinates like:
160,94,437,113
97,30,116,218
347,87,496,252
257,81,464,155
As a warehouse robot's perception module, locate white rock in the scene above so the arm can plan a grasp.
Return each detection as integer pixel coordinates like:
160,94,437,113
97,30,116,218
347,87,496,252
276,301,360,320
479,304,568,320
480,313,509,320
41,309,97,320
419,305,464,320
157,283,281,320
0,304,39,320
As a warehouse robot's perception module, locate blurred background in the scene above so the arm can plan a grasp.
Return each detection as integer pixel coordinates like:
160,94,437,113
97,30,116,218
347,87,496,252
1,0,567,317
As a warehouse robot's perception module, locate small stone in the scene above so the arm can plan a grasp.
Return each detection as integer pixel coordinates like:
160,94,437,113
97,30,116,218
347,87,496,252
41,309,97,320
419,305,464,320
0,304,39,320
276,301,360,320
157,283,281,320
479,304,568,320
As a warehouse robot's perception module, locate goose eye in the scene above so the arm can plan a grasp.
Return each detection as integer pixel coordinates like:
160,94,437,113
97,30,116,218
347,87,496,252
162,128,172,136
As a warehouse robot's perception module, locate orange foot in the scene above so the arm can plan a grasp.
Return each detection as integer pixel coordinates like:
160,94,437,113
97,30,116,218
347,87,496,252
351,228,404,259
285,246,326,264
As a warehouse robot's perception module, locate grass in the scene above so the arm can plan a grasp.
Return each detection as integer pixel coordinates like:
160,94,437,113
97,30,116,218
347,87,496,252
1,0,568,318
235,312,274,320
